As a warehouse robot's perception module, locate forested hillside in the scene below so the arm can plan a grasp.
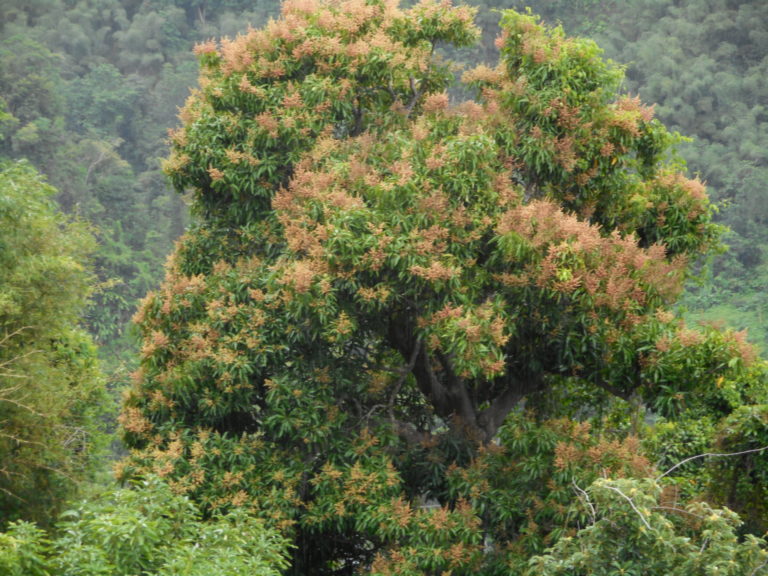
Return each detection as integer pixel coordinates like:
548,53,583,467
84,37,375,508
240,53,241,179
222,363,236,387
0,0,282,369
2,1,768,575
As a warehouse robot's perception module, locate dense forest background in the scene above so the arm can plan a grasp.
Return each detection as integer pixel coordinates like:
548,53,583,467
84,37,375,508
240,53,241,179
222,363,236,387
1,0,766,373
0,0,279,376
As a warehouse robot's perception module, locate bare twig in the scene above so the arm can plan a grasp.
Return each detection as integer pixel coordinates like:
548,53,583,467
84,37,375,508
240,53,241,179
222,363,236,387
602,483,652,531
650,506,706,520
572,479,596,524
0,483,25,501
0,327,42,376
0,431,45,447
656,445,768,481
0,326,34,347
0,393,44,416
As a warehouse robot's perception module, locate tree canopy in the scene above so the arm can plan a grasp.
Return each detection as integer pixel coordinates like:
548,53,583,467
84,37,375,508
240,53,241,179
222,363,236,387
118,0,767,574
477,0,768,348
0,477,289,576
0,160,108,527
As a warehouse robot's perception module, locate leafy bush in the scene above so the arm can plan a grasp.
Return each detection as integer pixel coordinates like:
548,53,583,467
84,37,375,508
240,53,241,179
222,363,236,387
0,477,289,576
529,477,768,576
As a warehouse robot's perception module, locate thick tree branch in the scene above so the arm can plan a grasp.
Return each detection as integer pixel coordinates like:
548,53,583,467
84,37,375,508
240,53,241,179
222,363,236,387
433,350,481,436
477,370,547,441
387,335,422,419
477,386,525,441
412,343,450,414
388,314,552,443
387,314,479,434
404,76,424,115
592,377,634,402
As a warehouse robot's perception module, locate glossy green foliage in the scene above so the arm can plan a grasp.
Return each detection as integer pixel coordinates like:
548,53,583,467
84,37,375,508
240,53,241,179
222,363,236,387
54,478,288,576
0,478,289,576
641,415,716,501
0,161,109,526
448,412,654,572
0,521,49,576
636,322,759,418
640,357,768,530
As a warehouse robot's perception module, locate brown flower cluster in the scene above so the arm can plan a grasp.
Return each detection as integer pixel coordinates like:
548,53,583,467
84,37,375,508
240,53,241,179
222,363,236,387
655,171,708,219
554,433,652,478
616,94,655,124
497,200,686,314
410,261,458,282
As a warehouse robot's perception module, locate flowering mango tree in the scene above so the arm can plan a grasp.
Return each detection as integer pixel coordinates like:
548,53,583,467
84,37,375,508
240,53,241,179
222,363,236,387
121,1,763,573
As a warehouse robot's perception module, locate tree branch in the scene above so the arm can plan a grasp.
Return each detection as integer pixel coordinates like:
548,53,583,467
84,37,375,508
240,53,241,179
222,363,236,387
602,483,653,531
404,76,423,115
433,350,479,434
387,336,422,419
477,385,525,441
572,479,596,524
591,375,634,402
656,445,768,481
478,370,547,441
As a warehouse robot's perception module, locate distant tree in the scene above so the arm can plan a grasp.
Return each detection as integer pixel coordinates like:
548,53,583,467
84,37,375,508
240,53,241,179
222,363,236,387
119,1,759,573
0,35,64,169
0,160,109,527
63,64,139,140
